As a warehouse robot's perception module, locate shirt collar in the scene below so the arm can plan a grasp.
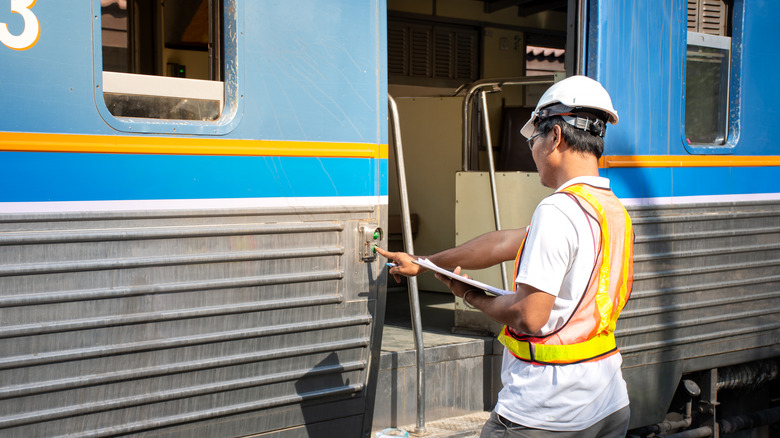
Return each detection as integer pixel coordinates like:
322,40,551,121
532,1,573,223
555,176,610,192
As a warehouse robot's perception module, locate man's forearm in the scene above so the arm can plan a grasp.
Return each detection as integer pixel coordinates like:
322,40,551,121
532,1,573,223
428,229,526,270
463,286,554,335
377,228,526,282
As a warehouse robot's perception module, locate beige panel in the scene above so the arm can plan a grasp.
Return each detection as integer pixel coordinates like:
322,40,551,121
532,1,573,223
454,171,553,333
483,28,526,79
481,27,528,152
389,97,463,292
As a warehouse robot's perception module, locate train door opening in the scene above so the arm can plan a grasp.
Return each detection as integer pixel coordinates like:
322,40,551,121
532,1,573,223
384,0,572,335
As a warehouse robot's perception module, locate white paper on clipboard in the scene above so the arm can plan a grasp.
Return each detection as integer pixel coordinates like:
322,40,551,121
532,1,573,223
413,258,513,296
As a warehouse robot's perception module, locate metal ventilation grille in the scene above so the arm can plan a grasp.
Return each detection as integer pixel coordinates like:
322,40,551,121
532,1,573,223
434,31,454,78
411,27,432,77
388,25,409,76
687,0,729,36
388,20,478,83
456,32,478,79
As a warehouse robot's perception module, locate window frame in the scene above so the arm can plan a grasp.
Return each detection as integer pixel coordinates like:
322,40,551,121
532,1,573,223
92,0,243,135
681,0,743,154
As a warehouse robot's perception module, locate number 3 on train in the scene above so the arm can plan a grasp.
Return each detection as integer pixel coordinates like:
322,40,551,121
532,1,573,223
0,0,40,51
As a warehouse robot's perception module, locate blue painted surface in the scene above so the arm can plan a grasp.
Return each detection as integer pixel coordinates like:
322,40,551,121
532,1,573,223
592,0,779,200
242,1,387,144
594,0,685,158
0,0,388,203
0,0,387,143
0,1,97,134
603,167,673,201
2,0,778,204
605,166,777,200
0,152,386,202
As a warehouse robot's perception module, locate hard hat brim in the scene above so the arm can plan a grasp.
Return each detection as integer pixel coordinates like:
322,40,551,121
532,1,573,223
520,116,537,139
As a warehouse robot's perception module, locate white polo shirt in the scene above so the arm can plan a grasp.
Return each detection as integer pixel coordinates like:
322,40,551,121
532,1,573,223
494,176,629,431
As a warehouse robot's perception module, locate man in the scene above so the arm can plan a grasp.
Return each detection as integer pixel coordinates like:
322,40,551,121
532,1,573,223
376,75,634,437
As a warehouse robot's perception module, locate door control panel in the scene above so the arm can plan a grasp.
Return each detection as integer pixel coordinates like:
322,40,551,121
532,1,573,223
359,223,383,262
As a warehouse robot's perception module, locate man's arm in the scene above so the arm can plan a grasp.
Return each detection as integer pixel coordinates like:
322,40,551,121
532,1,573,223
437,267,554,335
375,228,527,283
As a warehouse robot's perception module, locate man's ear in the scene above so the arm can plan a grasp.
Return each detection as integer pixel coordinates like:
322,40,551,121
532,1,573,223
550,124,563,151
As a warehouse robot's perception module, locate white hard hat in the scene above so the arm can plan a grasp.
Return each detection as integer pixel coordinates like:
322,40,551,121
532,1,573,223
521,75,619,138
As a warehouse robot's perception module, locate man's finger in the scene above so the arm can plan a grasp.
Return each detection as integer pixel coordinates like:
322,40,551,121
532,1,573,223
375,246,394,259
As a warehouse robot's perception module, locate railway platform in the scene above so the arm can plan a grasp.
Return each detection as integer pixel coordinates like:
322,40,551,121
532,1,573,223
395,411,489,437
371,288,499,435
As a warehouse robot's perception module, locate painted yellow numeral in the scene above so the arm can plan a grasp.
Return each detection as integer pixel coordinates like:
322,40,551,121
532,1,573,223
0,0,40,50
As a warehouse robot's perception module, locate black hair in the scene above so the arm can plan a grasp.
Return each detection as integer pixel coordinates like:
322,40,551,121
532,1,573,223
534,115,606,159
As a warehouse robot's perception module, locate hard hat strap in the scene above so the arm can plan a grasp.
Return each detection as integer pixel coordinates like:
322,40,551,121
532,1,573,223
559,113,607,137
536,105,608,137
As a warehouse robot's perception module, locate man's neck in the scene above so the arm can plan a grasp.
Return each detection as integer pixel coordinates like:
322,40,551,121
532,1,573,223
552,152,600,188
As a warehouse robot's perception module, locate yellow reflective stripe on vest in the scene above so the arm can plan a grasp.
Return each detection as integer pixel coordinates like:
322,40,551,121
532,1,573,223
561,185,632,334
618,209,633,328
562,185,614,333
498,330,617,364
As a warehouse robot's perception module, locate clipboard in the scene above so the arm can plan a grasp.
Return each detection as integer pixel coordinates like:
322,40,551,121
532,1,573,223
413,258,513,296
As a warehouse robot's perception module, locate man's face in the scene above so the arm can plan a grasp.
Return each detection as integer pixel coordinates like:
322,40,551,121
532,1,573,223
529,128,554,188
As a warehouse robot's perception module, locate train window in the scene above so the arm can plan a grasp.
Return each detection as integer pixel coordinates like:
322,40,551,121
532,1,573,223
96,0,240,132
684,0,733,146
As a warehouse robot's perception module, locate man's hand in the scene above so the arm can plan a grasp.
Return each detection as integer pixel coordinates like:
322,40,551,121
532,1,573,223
375,246,426,283
434,266,472,298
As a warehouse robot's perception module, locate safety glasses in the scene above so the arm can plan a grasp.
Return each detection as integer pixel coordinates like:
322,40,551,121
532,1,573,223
526,132,544,151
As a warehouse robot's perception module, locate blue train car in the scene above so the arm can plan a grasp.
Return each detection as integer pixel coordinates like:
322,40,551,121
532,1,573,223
593,1,780,433
1,0,778,436
0,1,388,436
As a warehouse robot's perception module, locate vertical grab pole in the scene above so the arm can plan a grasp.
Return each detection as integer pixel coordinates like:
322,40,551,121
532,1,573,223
388,96,426,435
479,91,510,290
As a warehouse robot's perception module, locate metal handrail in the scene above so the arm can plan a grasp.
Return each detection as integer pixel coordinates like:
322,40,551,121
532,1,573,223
460,75,561,171
462,75,562,288
478,90,509,290
388,95,426,435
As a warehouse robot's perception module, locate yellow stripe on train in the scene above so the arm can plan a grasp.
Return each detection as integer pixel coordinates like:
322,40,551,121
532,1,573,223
0,132,389,159
600,155,780,168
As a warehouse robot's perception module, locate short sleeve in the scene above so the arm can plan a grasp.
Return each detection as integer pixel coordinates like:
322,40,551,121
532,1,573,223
514,202,577,297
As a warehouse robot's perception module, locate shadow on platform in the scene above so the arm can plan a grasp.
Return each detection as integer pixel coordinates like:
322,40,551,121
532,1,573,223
373,289,501,433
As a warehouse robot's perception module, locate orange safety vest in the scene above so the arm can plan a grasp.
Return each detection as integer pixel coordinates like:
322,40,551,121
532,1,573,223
497,183,634,365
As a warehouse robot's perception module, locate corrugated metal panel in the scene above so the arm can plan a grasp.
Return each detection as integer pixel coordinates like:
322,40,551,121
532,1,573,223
619,201,780,366
618,200,780,427
0,206,383,437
